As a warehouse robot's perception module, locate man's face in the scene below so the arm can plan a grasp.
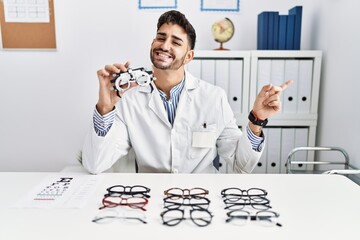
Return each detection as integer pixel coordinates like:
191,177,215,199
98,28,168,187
150,23,191,71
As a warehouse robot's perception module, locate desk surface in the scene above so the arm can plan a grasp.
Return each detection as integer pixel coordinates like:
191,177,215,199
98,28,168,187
1,172,359,240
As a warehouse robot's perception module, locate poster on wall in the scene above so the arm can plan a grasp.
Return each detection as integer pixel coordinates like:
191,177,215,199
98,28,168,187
3,0,50,23
201,0,240,12
139,0,177,9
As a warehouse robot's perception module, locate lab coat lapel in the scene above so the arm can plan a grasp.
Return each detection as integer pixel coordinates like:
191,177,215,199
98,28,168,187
144,83,171,128
173,71,198,126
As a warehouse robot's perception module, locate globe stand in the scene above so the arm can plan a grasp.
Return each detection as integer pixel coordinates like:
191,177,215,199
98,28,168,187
214,42,229,51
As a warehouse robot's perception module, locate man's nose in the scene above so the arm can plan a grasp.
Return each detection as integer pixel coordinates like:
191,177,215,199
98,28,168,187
159,39,171,51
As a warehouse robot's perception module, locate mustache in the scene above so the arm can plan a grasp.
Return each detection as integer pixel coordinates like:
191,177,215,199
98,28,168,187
153,48,174,58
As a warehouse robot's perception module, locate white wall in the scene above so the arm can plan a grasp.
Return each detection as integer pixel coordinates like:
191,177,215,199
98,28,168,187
0,0,357,171
315,0,360,169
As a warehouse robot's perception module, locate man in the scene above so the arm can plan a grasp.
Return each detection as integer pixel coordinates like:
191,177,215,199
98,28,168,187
82,10,292,174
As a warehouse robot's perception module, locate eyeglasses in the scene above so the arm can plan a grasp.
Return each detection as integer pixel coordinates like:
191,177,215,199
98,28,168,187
106,185,151,198
226,209,282,227
224,196,271,210
92,208,147,224
221,187,267,199
164,187,209,199
160,208,213,227
99,195,148,211
163,195,211,210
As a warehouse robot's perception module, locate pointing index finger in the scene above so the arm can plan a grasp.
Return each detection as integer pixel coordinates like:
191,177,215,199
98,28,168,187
280,80,294,91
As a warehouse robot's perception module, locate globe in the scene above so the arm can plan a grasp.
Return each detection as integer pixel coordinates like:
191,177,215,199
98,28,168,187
211,17,235,50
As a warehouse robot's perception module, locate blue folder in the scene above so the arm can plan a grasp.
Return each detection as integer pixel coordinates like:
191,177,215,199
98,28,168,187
289,6,303,50
286,14,295,50
278,15,287,50
257,11,269,50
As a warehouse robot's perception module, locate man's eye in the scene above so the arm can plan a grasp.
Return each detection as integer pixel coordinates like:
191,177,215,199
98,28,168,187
173,42,181,46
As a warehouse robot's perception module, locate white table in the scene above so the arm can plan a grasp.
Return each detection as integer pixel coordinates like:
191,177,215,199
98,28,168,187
0,172,359,240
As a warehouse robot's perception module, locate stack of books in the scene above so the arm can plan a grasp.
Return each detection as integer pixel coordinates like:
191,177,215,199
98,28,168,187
257,6,302,50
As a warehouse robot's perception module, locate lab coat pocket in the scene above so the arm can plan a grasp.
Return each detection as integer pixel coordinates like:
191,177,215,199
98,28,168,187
189,124,217,159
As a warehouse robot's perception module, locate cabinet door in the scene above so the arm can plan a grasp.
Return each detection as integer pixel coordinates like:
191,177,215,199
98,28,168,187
293,128,309,171
266,127,282,173
229,60,244,117
283,60,299,114
280,128,296,173
297,60,313,113
189,57,245,118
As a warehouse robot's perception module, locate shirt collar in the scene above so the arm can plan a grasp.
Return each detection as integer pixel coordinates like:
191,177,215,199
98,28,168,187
158,77,185,101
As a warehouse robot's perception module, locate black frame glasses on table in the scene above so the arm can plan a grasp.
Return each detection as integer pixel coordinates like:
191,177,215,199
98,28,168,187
221,187,282,227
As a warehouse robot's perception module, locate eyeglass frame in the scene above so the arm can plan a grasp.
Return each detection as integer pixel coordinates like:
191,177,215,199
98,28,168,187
221,187,268,199
160,207,213,227
163,195,211,210
223,195,271,210
163,187,209,198
99,195,149,211
92,209,147,224
106,185,151,198
225,209,282,227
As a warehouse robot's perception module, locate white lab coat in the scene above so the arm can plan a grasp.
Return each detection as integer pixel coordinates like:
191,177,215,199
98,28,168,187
82,71,262,174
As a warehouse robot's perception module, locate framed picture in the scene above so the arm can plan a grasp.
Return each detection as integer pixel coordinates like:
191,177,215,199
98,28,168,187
139,0,177,9
201,0,240,12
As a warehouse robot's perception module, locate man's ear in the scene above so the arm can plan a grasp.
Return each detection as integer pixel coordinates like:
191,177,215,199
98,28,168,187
183,49,194,65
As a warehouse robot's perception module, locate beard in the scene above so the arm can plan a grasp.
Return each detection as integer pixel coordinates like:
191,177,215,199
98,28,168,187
150,48,185,71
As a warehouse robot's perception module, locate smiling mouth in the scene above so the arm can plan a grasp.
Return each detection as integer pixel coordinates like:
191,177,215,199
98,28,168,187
154,50,173,60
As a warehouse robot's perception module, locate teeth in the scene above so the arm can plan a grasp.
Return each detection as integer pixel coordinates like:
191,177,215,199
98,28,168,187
157,52,171,58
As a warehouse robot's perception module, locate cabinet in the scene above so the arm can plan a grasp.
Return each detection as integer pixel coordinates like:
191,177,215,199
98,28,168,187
187,50,322,173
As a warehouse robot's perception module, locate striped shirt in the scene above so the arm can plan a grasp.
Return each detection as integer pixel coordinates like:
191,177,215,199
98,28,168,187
157,78,185,125
93,80,264,151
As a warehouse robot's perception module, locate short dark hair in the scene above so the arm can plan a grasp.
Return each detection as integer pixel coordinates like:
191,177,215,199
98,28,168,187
157,10,196,50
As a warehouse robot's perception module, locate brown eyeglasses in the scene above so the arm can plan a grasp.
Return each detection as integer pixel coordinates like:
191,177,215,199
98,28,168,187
164,187,209,199
99,195,149,211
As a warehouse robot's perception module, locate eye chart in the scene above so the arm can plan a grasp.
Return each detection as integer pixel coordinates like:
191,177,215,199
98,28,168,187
13,174,103,209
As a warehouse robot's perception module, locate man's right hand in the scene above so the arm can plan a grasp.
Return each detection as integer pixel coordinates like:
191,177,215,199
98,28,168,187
96,61,131,115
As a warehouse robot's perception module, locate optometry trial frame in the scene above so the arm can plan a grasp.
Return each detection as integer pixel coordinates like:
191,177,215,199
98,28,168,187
110,67,156,97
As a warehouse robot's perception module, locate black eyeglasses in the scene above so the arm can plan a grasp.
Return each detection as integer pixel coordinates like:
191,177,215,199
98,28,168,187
223,196,271,210
160,208,213,227
163,195,211,210
164,187,209,199
106,185,151,198
226,209,282,227
99,195,148,211
221,187,267,200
